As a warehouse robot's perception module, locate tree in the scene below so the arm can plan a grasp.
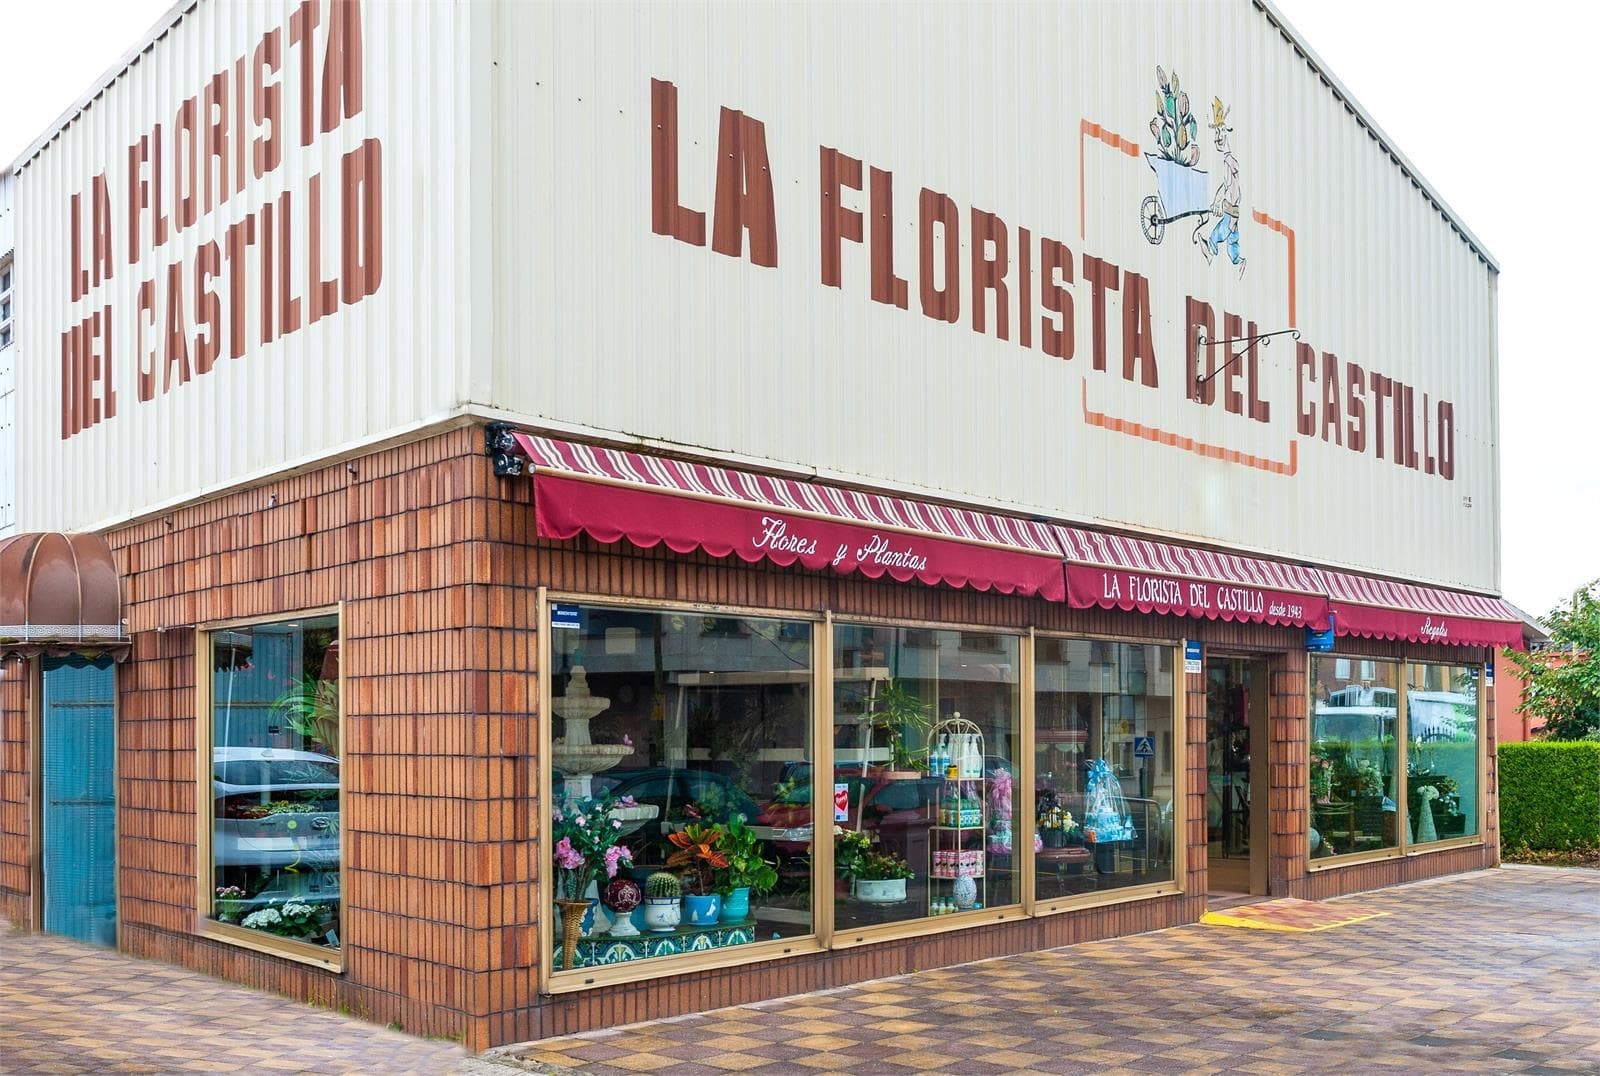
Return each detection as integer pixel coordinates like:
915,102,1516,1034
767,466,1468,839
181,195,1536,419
1505,581,1600,741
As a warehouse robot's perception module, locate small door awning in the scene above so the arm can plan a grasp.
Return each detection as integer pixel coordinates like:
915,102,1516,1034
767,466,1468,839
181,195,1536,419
1321,570,1524,649
0,532,129,660
507,434,1067,600
1053,525,1331,629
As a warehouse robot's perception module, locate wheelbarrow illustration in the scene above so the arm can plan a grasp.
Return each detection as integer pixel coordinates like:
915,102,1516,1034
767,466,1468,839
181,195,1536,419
1140,153,1211,244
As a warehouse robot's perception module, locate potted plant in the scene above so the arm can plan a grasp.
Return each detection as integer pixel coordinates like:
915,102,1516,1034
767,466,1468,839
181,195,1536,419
641,872,682,932
853,849,915,903
835,828,913,903
666,821,728,925
869,679,931,779
552,792,635,966
716,815,778,923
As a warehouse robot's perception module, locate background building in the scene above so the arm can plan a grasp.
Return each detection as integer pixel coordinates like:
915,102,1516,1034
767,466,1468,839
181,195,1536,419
1,0,1520,1051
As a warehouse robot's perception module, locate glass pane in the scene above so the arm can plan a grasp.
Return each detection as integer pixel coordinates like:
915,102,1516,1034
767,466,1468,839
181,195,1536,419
1036,640,1176,899
1310,656,1399,859
832,625,1021,927
1405,663,1480,843
548,605,814,970
209,615,341,948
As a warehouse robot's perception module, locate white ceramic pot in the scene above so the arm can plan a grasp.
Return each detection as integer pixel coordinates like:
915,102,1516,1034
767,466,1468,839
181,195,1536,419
641,897,681,933
853,877,907,904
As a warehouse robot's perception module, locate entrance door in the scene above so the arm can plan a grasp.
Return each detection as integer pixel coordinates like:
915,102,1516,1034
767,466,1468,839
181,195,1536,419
1205,656,1268,897
40,655,118,946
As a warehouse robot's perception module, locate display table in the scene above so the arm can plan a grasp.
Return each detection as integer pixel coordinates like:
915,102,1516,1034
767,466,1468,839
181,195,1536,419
554,918,756,970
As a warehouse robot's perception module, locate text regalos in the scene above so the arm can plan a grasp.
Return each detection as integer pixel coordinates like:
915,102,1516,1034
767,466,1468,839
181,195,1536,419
59,0,380,440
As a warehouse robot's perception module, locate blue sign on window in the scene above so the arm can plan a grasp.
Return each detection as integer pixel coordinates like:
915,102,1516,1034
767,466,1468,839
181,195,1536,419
550,603,582,630
1183,639,1202,673
1306,612,1337,652
1133,735,1156,758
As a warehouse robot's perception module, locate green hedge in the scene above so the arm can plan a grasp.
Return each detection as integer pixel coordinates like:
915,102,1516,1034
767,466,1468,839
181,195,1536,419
1499,742,1600,850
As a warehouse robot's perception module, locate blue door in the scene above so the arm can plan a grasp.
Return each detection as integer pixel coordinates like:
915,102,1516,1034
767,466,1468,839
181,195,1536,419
41,655,117,946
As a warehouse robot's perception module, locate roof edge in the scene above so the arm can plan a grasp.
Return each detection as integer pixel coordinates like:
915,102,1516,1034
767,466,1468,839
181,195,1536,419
6,0,1502,275
1253,0,1499,272
6,0,198,177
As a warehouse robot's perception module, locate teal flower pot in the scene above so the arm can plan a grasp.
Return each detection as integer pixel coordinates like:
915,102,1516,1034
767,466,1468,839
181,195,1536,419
718,886,751,923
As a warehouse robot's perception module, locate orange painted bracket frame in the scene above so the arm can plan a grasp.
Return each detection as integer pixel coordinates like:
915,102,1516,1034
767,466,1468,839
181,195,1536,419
1079,119,1140,241
1251,209,1297,327
1080,379,1298,476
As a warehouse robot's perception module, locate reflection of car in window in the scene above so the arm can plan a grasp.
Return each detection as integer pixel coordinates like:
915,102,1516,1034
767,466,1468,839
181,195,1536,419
212,747,340,876
588,767,764,828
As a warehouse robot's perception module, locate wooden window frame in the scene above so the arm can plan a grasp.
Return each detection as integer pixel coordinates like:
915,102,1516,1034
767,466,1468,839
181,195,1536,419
194,605,344,973
1029,630,1186,917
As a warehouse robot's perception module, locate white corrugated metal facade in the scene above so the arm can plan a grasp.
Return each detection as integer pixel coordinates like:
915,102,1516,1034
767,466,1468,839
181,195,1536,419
1,172,15,538
12,0,486,537
11,0,1502,594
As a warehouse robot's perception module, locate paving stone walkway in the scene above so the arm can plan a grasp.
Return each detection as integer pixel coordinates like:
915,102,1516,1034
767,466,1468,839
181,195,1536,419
0,927,476,1074
502,865,1600,1075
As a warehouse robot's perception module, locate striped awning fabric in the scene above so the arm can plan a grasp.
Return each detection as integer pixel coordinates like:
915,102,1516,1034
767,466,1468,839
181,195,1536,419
510,433,1066,599
1320,570,1524,648
501,432,1521,646
1053,525,1329,628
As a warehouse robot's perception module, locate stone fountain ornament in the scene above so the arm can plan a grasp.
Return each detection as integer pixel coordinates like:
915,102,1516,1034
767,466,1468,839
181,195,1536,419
551,665,632,800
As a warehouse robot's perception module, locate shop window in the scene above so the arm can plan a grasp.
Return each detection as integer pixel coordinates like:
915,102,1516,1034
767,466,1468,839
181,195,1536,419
548,603,814,972
1404,663,1480,844
1309,656,1400,860
1035,640,1177,899
831,625,1020,926
204,614,342,951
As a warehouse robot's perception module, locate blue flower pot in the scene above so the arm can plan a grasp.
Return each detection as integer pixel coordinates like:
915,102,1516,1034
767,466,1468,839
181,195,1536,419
683,893,721,926
718,886,750,923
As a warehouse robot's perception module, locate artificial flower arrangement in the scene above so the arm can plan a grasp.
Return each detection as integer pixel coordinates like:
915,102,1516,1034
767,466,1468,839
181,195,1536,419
552,791,636,901
986,766,1044,854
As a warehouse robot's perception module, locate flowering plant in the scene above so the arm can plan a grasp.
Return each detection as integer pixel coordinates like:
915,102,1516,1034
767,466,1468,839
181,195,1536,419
241,900,321,938
552,792,635,901
215,885,247,922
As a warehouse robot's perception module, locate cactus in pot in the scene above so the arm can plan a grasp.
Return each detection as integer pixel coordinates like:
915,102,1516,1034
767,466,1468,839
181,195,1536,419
641,871,682,933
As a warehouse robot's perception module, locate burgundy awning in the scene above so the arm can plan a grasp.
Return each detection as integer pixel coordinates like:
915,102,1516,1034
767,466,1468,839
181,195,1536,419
1321,571,1524,649
1053,525,1330,629
0,532,128,660
510,434,1067,600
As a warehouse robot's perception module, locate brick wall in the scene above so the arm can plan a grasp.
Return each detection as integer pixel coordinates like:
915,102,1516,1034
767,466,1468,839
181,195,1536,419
107,426,524,1048
0,424,1501,1049
0,655,31,927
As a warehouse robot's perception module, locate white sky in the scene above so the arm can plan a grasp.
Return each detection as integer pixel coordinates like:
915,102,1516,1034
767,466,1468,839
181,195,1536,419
1,1,1592,620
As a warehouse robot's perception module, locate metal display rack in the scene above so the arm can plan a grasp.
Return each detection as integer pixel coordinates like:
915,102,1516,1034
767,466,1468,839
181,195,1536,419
927,715,986,911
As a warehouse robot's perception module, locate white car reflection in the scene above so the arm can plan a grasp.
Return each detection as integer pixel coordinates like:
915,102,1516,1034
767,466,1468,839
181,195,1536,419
213,747,340,871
